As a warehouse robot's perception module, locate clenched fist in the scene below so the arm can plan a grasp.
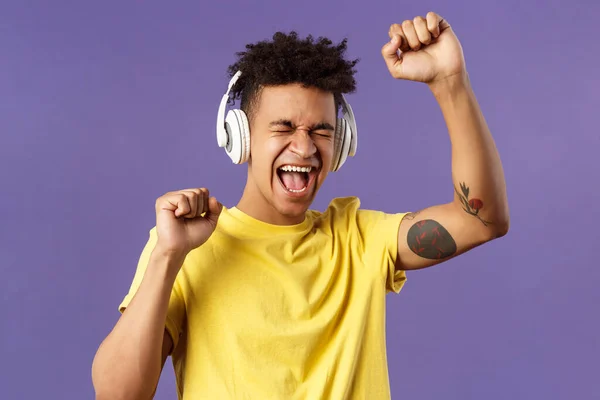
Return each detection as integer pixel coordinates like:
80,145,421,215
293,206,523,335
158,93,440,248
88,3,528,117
381,12,466,85
154,188,223,257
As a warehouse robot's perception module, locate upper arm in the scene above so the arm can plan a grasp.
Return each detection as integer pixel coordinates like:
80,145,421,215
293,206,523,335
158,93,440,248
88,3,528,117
396,201,507,271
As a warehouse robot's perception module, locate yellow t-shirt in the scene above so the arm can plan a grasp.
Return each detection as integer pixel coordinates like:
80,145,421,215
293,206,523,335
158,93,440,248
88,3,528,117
119,196,408,399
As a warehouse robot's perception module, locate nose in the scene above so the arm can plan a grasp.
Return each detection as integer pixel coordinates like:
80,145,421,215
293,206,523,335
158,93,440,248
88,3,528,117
288,129,317,158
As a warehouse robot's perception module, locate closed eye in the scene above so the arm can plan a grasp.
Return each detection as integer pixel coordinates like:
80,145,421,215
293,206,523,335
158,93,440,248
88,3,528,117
268,119,335,136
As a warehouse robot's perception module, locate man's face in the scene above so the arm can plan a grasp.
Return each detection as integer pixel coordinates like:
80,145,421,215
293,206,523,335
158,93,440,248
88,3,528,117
245,84,337,224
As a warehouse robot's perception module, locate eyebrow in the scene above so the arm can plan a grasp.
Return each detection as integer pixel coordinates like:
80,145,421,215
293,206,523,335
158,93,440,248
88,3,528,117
268,119,335,131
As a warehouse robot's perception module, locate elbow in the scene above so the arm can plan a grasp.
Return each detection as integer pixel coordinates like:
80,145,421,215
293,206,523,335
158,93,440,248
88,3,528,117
94,386,146,400
92,375,122,400
480,211,509,242
491,200,510,239
92,360,148,400
492,213,510,239
494,221,509,238
94,391,116,400
93,374,149,400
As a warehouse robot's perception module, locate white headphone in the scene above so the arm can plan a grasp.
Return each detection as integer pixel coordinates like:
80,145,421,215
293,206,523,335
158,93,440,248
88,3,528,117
216,70,358,172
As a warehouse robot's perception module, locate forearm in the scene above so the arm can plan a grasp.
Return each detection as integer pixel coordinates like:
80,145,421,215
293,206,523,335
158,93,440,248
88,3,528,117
429,72,509,235
92,248,183,400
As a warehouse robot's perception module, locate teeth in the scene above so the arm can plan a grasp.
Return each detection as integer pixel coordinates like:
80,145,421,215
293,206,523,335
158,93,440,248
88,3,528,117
279,165,312,173
287,186,307,193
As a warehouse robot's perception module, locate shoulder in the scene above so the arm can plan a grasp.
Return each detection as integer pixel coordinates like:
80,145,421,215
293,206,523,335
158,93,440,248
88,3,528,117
309,196,362,219
307,196,380,233
309,196,409,236
306,196,361,227
310,196,397,223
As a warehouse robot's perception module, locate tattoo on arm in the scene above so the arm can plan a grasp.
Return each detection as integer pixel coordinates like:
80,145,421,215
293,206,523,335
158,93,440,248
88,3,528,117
404,211,422,220
407,220,457,259
454,182,492,227
404,181,492,259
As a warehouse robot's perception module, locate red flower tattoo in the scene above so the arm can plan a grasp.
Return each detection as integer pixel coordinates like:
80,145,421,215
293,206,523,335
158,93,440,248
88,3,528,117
468,198,483,212
455,182,492,226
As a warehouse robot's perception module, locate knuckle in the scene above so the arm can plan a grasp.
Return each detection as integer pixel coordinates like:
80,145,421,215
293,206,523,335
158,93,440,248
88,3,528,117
157,194,168,203
414,16,425,24
402,20,412,28
176,194,188,205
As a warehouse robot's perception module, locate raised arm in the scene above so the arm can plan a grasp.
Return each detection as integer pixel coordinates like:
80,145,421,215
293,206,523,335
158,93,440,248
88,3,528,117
92,188,223,399
395,73,509,270
381,12,509,271
92,249,180,400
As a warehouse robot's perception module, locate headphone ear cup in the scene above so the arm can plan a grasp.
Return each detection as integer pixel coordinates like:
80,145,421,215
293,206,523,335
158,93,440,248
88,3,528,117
348,121,357,157
331,118,347,172
236,109,251,164
224,109,251,164
338,118,352,171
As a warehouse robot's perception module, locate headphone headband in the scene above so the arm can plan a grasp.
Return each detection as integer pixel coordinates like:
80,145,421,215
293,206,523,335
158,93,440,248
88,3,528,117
216,71,242,148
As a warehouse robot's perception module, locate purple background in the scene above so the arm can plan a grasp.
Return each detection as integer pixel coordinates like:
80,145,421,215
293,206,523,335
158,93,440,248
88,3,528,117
1,1,598,399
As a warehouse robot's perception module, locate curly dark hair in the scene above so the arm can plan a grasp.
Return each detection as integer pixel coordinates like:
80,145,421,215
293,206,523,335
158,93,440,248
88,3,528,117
226,31,359,123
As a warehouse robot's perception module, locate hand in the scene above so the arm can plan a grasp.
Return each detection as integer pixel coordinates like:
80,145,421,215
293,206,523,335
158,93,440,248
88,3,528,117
381,12,466,85
154,188,223,257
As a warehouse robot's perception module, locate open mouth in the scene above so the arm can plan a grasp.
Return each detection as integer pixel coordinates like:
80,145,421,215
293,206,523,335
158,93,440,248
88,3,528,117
276,165,317,194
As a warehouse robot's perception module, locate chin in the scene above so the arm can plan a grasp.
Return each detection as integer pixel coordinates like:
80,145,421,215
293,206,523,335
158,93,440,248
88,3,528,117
269,172,322,223
272,187,316,218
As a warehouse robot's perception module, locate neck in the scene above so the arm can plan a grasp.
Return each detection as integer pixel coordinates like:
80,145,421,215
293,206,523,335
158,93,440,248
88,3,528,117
236,181,307,226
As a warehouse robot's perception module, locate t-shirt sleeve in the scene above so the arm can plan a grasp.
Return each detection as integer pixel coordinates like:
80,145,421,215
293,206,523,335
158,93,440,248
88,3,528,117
353,202,409,294
118,227,186,352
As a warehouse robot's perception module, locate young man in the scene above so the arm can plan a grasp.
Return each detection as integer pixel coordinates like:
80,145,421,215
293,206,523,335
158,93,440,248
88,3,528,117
92,12,509,400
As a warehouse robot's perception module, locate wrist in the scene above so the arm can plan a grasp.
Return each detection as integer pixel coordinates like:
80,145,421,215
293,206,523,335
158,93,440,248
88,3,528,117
428,70,471,100
149,245,187,280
